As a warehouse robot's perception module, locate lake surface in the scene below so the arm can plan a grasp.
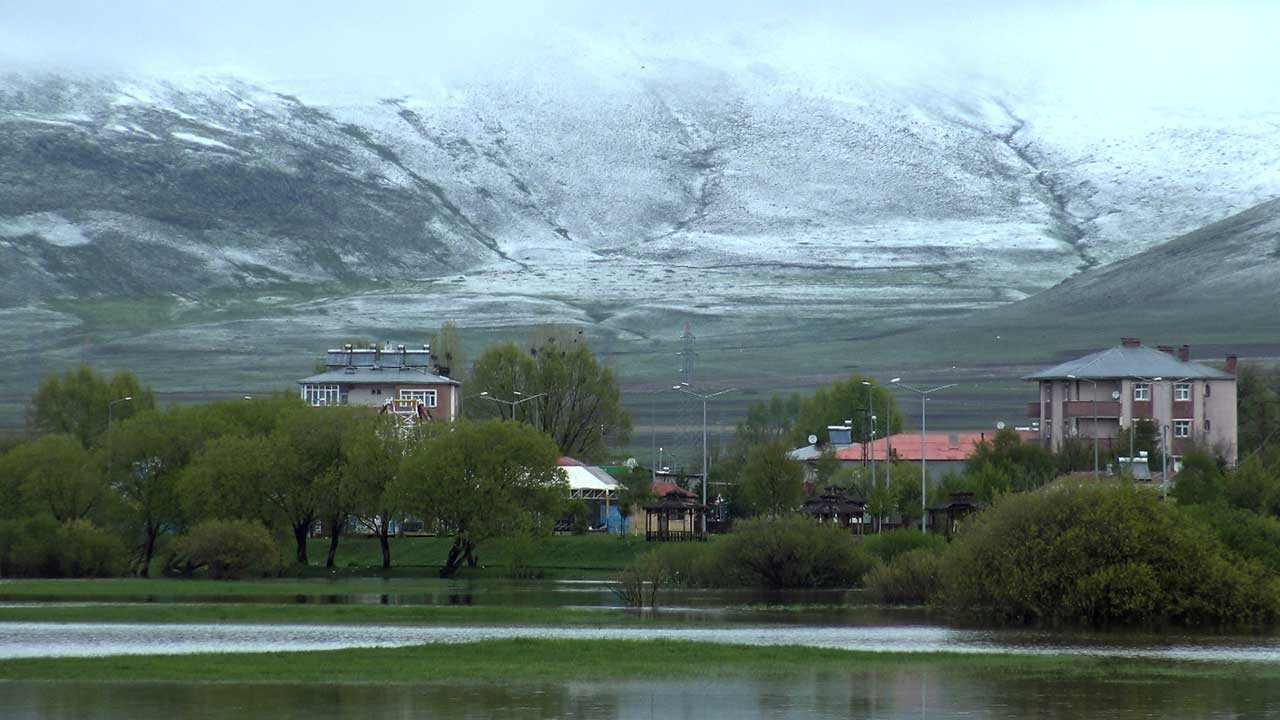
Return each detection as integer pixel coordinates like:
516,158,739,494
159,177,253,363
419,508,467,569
3,622,1279,662
5,670,1280,719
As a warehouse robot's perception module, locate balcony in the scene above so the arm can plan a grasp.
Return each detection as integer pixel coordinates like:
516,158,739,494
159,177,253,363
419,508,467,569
1063,400,1121,418
1026,402,1042,418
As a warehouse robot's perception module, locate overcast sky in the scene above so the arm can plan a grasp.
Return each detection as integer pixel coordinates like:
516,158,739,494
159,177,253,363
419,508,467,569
2,1,1276,112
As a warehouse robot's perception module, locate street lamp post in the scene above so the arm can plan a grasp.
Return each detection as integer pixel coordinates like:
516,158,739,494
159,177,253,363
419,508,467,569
673,383,736,535
890,379,957,532
476,390,545,420
106,396,133,481
1067,374,1100,481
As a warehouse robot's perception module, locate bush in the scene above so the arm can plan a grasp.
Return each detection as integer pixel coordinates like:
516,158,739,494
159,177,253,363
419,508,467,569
940,484,1280,625
865,549,941,605
653,542,720,587
495,533,544,579
1186,504,1280,575
861,530,946,565
0,515,124,577
169,519,281,579
712,516,874,589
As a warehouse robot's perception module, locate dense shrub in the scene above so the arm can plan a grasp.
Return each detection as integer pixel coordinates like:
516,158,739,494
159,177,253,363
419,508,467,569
940,484,1280,625
865,549,941,605
712,516,874,588
495,533,545,579
1187,504,1280,575
653,541,721,587
861,530,946,565
168,519,281,579
0,515,124,577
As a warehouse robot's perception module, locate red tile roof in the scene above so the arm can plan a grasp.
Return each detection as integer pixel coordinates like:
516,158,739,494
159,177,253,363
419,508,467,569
833,432,996,462
557,456,585,466
652,480,697,498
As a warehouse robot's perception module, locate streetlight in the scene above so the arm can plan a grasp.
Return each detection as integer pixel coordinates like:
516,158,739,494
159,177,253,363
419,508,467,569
106,396,133,481
476,390,545,420
1066,374,1100,481
890,379,957,532
672,382,736,535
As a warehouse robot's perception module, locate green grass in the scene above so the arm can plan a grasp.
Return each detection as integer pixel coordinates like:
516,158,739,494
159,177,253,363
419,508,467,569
306,534,646,574
1,639,1275,685
0,604,651,627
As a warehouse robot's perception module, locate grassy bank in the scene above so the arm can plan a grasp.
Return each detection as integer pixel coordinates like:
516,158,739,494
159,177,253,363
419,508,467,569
305,534,644,576
2,639,1276,685
0,603,650,627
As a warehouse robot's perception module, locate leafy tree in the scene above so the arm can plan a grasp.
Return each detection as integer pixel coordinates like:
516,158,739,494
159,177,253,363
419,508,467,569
266,405,364,565
1,434,106,522
430,321,465,378
963,428,1055,500
813,449,841,486
741,442,804,517
468,327,631,460
1223,453,1280,516
105,406,219,576
1171,449,1225,506
612,466,656,532
734,393,804,448
889,463,925,528
399,419,567,578
28,364,155,448
1237,362,1280,456
339,414,429,569
179,434,277,526
1115,419,1163,473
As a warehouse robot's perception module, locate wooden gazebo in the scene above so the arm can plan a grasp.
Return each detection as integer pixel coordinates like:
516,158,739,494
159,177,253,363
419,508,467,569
800,485,867,534
927,491,982,541
644,490,707,541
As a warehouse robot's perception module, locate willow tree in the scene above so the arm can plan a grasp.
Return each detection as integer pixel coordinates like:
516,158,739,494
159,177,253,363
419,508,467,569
468,326,631,461
399,419,566,578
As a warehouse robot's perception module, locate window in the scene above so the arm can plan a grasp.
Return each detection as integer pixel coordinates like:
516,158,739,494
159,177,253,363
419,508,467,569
1204,418,1212,432
1173,420,1191,438
1133,383,1151,401
302,384,342,406
1174,383,1191,401
1204,383,1212,397
399,389,438,408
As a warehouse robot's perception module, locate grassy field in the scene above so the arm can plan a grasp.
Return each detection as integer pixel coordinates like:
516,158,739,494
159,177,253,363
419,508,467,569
306,534,647,575
0,603,651,627
1,639,1275,685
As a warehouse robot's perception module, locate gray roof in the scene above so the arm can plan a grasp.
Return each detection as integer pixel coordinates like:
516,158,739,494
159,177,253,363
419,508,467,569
298,368,461,386
1023,346,1233,381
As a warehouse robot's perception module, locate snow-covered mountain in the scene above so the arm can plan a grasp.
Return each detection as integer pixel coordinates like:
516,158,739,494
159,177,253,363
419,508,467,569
1,61,1278,416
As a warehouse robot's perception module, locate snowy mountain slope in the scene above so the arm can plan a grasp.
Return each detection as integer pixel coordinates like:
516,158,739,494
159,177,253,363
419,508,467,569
0,63,1278,421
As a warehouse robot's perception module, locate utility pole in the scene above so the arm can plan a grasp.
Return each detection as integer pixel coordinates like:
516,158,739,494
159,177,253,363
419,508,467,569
672,383,735,535
891,379,957,532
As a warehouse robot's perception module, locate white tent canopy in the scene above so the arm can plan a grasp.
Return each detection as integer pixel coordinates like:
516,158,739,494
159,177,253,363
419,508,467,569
563,465,621,499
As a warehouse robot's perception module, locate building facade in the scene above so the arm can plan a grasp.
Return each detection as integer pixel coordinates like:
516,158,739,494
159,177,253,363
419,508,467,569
1024,338,1238,465
297,343,462,420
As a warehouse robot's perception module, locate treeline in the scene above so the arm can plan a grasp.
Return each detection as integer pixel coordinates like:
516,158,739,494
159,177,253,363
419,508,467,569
1,366,574,579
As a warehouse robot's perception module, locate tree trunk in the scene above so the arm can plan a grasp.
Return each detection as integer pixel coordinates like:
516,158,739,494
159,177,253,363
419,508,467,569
325,514,345,569
138,524,159,578
378,526,391,569
465,541,478,568
440,537,467,578
293,519,311,565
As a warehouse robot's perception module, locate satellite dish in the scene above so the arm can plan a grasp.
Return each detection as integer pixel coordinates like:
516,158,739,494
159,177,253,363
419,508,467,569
624,458,638,469
1111,390,1121,400
808,434,818,445
996,421,1006,430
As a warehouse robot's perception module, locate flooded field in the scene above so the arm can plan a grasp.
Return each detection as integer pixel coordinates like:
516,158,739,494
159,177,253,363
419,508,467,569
5,667,1279,719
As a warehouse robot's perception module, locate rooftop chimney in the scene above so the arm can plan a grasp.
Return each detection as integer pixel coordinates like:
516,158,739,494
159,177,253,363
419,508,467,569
1177,345,1190,362
1157,345,1175,356
1121,337,1141,348
1225,354,1238,374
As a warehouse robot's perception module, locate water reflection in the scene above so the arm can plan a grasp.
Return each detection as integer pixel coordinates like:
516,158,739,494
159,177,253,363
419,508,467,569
3,622,1279,662
4,670,1279,719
